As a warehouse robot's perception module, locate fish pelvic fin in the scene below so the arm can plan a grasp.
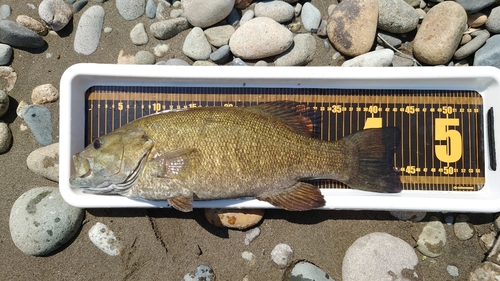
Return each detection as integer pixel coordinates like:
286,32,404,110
343,127,402,193
257,182,325,211
168,195,193,212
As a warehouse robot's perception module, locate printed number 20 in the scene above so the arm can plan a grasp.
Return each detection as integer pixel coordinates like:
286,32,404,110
435,118,462,163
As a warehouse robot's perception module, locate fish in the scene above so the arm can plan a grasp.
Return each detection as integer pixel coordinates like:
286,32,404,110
69,102,402,212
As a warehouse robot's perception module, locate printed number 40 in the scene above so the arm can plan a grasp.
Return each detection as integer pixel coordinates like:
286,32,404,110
435,118,462,163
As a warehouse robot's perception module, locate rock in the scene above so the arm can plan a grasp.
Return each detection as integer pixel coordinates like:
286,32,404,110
294,3,302,17
204,25,235,48
117,49,134,64
74,5,104,55
204,208,264,230
301,2,322,32
343,232,421,281
416,8,426,20
416,217,446,257
0,20,45,49
376,32,402,49
244,227,260,245
9,187,84,256
274,33,316,66
413,1,467,65
254,60,268,66
38,0,72,31
16,15,48,36
158,58,190,66
183,0,235,28
192,61,217,66
145,0,156,19
0,5,10,20
73,0,88,13
229,17,293,60
392,54,417,66
461,34,472,45
88,222,123,256
342,49,394,67
210,45,231,64
447,265,459,277
116,0,145,20
184,265,215,281
455,0,495,14
26,143,59,181
0,89,8,117
22,105,53,146
317,20,328,36
454,30,489,60
150,18,191,40
232,57,247,66
254,1,294,24
327,0,379,57
404,0,420,7
240,10,254,26
271,243,293,269
0,122,11,153
486,6,500,34
183,27,212,61
0,66,16,91
453,214,475,240
226,8,240,26
153,43,169,57
130,23,148,46
378,0,419,33
284,261,334,281
235,0,252,9
468,12,487,28
170,9,183,18
155,0,170,20
16,100,28,118
469,262,500,281
389,211,426,222
134,50,155,64
241,251,256,266
32,84,59,105
474,34,500,68
481,232,497,251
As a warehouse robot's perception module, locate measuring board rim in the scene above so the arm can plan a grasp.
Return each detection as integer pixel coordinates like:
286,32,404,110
59,64,500,212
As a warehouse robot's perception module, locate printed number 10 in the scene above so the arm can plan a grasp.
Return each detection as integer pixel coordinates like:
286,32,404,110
435,118,462,163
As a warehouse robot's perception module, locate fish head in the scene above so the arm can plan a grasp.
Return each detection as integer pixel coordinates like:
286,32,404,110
69,127,154,194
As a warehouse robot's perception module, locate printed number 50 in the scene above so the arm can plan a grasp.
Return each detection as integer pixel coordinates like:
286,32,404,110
435,118,462,163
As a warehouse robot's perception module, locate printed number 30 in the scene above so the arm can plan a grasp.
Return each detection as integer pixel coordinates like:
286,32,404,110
435,118,462,163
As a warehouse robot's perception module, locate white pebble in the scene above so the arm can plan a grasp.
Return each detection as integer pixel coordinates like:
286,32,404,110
244,227,260,245
153,43,170,57
88,222,123,256
104,27,112,33
270,243,293,269
0,122,11,153
447,265,459,277
241,251,256,266
32,83,59,104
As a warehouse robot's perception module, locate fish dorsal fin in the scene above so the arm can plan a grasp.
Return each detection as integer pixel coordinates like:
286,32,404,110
257,182,325,211
246,101,319,137
154,148,198,179
168,195,193,212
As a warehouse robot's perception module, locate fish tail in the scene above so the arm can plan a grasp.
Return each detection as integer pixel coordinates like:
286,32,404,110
342,127,402,193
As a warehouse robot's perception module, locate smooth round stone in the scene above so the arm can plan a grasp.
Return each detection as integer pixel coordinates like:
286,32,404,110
26,143,59,181
145,0,156,19
0,43,11,66
460,33,472,45
183,0,235,28
404,0,420,7
447,265,459,277
275,33,316,66
157,58,190,66
468,12,487,28
416,217,446,257
254,1,294,24
378,0,419,33
0,66,16,91
210,45,231,64
0,122,11,153
327,0,379,57
416,8,426,20
204,208,264,230
192,61,217,66
481,232,497,251
155,0,170,20
0,89,8,117
294,3,302,17
0,4,11,20
32,84,59,105
469,262,500,281
389,211,426,222
0,20,45,48
413,1,467,65
302,2,321,32
342,49,394,67
16,101,28,118
9,187,84,256
241,251,256,266
271,243,293,269
73,0,88,13
455,0,495,14
153,43,169,57
240,10,254,26
454,214,475,240
474,34,500,68
170,9,183,18
16,15,48,36
116,0,145,20
183,27,211,61
343,232,421,281
232,57,247,66
454,30,489,60
130,23,148,46
22,105,53,146
134,50,155,64
254,60,268,66
285,261,334,281
39,0,72,31
88,222,123,256
244,227,260,245
204,25,235,48
150,18,190,40
486,6,500,34
229,17,293,60
184,265,215,281
74,5,104,55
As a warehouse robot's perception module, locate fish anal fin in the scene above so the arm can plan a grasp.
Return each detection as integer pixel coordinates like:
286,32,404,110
154,148,198,179
168,195,193,212
257,182,325,211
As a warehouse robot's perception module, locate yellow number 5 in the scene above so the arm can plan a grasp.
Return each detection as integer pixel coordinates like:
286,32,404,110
435,118,462,163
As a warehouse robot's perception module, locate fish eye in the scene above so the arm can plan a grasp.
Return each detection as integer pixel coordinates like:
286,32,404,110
93,139,101,149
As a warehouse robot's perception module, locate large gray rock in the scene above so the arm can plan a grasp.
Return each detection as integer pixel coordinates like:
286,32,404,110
474,34,500,68
150,17,190,40
183,0,235,28
254,1,294,24
0,20,45,49
73,5,104,55
116,0,145,20
38,0,73,31
274,33,316,66
416,217,447,257
342,49,394,67
182,27,212,61
486,6,500,34
378,0,419,33
26,143,59,182
455,0,495,14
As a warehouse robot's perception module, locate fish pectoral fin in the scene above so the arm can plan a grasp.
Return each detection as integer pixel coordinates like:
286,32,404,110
154,148,198,179
168,195,193,212
257,182,325,211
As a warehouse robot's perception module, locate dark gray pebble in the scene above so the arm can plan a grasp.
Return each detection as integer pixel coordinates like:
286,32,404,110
377,31,402,49
455,0,495,14
73,0,88,13
0,20,45,49
22,105,52,146
210,45,231,64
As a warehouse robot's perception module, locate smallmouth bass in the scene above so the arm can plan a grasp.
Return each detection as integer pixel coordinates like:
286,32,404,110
70,102,402,212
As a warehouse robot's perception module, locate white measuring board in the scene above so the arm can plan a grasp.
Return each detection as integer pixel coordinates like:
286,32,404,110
59,64,500,212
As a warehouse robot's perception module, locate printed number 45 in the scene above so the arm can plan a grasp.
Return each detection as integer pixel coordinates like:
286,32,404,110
435,118,462,163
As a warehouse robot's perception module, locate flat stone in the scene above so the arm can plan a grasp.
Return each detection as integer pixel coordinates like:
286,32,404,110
240,10,254,26
404,0,420,7
192,61,217,66
210,45,231,64
22,105,53,146
486,6,500,34
342,49,394,67
183,0,235,28
38,0,73,31
229,17,293,60
16,15,48,36
72,0,88,13
134,50,155,64
254,1,294,24
301,2,322,32
74,5,104,55
0,121,11,153
0,43,11,65
204,25,235,48
416,217,446,257
413,1,467,65
117,49,134,64
274,33,316,66
32,84,59,105
204,208,264,230
454,214,475,241
455,0,495,14
26,143,59,182
378,0,419,33
376,31,402,49
116,0,145,20
184,265,215,281
232,57,247,66
0,20,45,49
145,0,156,19
244,227,260,245
88,222,123,256
469,262,500,281
130,22,148,46
447,265,459,277
157,58,190,66
0,89,8,117
150,17,190,40
468,12,487,28
327,0,379,57
183,27,212,61
155,0,170,20
9,187,84,256
0,66,16,91
285,261,334,281
474,34,500,68
454,30,489,60
271,243,293,269
0,5,11,20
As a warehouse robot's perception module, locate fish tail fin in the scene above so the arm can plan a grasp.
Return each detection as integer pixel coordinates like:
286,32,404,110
342,127,402,193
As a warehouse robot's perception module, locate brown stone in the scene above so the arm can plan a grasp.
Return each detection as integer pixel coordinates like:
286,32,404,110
204,208,264,230
468,12,487,28
234,0,252,9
